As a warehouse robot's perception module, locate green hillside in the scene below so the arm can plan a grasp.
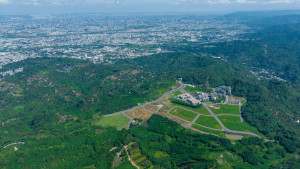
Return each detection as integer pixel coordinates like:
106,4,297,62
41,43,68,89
0,49,299,167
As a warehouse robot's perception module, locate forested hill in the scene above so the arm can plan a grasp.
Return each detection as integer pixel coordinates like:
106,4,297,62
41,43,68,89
0,51,299,167
255,23,300,43
224,10,300,26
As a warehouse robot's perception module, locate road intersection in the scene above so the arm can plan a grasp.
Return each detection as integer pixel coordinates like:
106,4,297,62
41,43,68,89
103,83,260,137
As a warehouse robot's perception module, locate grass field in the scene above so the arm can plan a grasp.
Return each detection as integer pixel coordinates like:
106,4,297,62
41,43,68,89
172,91,183,96
192,124,225,136
170,107,198,121
211,104,240,115
184,86,203,93
195,116,222,129
172,103,211,115
95,114,131,130
225,134,244,140
218,115,261,135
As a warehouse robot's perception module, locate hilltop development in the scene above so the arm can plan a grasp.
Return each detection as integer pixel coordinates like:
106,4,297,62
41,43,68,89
96,81,262,140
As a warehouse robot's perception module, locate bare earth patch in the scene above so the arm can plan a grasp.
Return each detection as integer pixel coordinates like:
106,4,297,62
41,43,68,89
56,113,74,124
130,70,140,75
159,96,171,106
144,104,159,112
228,96,245,105
126,108,153,121
209,104,220,109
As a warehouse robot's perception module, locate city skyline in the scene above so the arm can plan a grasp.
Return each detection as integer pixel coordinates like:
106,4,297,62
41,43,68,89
0,0,300,15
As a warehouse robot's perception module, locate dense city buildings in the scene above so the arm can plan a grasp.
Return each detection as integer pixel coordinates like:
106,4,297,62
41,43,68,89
0,15,250,68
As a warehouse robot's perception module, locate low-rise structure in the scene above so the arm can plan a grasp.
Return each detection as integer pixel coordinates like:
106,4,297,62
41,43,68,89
176,93,201,105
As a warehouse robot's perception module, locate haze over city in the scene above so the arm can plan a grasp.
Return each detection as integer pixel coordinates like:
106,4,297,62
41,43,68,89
0,0,300,15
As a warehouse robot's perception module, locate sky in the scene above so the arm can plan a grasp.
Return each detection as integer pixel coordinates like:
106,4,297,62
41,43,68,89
0,0,300,15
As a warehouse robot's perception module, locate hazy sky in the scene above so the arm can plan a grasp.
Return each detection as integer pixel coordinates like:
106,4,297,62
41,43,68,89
0,0,300,15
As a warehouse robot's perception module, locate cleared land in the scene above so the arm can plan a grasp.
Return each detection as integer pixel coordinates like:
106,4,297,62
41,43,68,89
211,104,240,115
144,104,159,112
225,134,244,140
192,124,224,136
95,114,131,130
218,115,261,135
126,108,153,121
227,96,245,105
195,116,222,129
172,103,211,115
170,107,198,122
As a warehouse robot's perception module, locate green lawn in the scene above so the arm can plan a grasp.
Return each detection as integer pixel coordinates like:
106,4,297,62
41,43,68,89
195,116,222,129
211,104,240,115
95,114,131,130
192,124,225,136
218,115,261,135
172,103,211,115
170,107,198,121
172,91,183,96
184,86,203,93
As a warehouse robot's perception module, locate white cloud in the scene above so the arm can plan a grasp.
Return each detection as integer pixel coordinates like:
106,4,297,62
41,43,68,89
0,0,11,4
207,0,231,4
263,0,293,4
1,0,299,6
236,0,257,4
207,0,298,4
174,0,200,5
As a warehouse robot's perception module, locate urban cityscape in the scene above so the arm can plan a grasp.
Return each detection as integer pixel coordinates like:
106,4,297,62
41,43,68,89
0,15,250,68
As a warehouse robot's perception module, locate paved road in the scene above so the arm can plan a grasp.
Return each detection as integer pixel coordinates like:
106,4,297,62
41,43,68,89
189,113,200,127
217,114,241,117
202,103,260,137
166,109,219,137
4,142,25,149
104,83,184,117
224,95,229,104
168,103,260,137
103,83,185,129
239,103,243,123
171,106,213,116
167,107,222,131
202,104,227,130
103,82,260,137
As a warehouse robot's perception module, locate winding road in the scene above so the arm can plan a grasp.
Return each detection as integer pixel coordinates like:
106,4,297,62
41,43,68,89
103,82,260,137
103,83,185,128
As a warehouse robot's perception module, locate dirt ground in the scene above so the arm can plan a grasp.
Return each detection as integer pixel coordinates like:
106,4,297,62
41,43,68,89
126,108,153,121
227,96,245,105
158,96,171,106
144,104,159,112
209,104,220,109
56,113,74,124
